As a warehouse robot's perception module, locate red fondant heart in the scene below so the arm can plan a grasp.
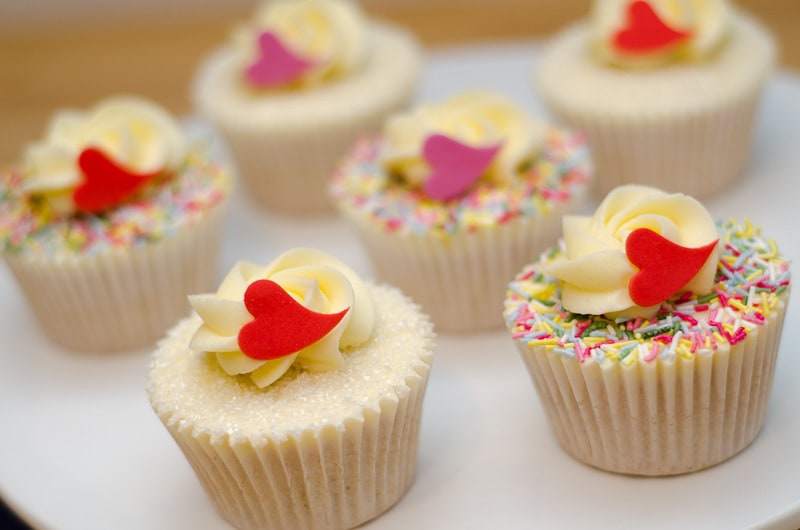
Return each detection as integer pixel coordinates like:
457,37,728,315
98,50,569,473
246,31,316,87
626,228,718,307
421,134,502,201
73,147,159,213
238,279,349,361
613,1,691,54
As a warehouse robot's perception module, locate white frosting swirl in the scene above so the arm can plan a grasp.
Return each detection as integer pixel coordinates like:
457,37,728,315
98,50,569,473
381,91,548,188
235,0,367,87
542,185,719,318
189,248,375,388
22,96,186,215
591,0,730,68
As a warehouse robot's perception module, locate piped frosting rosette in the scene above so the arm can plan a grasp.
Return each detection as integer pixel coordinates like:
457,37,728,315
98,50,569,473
504,184,791,475
542,184,720,318
234,0,366,89
381,91,548,201
591,0,730,68
22,96,186,216
189,248,375,388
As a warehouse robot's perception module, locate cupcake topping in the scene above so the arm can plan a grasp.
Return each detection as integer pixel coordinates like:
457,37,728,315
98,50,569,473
189,248,375,388
381,91,548,200
21,97,186,216
235,0,366,89
505,217,790,365
543,185,719,319
331,127,590,237
592,0,730,67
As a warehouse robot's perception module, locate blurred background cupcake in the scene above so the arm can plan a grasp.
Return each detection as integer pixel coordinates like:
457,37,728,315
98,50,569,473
0,96,232,352
331,90,591,332
192,0,421,215
536,0,776,199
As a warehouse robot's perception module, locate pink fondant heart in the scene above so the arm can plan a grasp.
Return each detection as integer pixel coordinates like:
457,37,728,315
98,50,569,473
421,134,502,201
613,1,692,54
626,228,718,307
73,147,159,213
246,31,316,88
238,279,349,361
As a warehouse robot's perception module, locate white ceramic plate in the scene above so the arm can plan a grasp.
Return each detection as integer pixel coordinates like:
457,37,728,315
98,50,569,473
1,41,799,530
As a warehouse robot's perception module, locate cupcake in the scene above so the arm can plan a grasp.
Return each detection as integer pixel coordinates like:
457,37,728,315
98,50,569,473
536,0,775,199
147,248,435,530
331,91,591,332
504,185,791,476
0,96,233,352
194,0,421,215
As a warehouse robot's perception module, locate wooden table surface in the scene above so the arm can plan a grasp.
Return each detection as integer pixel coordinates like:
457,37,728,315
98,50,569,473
1,0,797,167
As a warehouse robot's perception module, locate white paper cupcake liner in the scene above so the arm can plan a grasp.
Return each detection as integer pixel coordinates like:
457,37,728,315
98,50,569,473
547,89,762,199
167,378,427,530
511,292,789,476
195,24,420,215
148,285,434,530
342,197,584,333
3,200,229,352
536,13,775,200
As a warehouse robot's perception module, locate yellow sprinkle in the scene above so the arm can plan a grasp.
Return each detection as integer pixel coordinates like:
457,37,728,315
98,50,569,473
729,299,747,312
530,338,559,346
713,332,725,343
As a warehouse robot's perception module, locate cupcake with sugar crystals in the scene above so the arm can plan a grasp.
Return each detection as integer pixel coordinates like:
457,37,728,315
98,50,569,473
536,0,775,198
194,0,420,215
504,185,791,475
331,91,591,332
147,247,435,530
0,96,232,352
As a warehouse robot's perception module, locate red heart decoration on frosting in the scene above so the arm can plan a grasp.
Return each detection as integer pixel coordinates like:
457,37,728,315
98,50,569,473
238,279,349,361
626,228,718,307
73,147,159,213
246,31,316,88
613,1,692,54
421,134,502,201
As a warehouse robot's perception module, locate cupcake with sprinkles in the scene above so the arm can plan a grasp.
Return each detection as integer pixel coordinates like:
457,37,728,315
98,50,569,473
147,247,435,530
504,184,791,475
331,90,591,332
0,96,232,352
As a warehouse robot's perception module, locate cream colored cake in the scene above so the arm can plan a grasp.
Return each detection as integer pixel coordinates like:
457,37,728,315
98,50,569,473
504,185,790,475
194,0,420,215
147,248,435,530
0,96,232,352
331,91,591,332
536,0,775,198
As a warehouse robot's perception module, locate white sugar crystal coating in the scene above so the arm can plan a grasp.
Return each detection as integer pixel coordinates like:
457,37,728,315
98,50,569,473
147,282,434,444
147,283,435,529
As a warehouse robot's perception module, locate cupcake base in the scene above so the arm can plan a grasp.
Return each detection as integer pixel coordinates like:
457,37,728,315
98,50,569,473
3,201,229,353
345,211,577,333
511,290,789,476
147,284,434,530
194,23,420,215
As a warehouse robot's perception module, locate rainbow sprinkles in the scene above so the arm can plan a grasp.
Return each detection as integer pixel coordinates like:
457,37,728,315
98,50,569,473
330,128,590,237
504,219,791,365
0,150,229,257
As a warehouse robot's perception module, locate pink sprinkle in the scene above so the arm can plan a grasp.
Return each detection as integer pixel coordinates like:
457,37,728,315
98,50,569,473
694,304,709,312
644,343,660,362
386,219,403,231
653,334,673,344
677,291,693,303
716,289,729,307
674,312,698,326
